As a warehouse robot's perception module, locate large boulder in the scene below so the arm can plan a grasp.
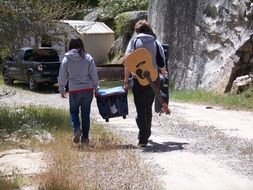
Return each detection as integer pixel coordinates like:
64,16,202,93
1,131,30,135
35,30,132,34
109,11,147,64
83,9,115,31
116,11,147,51
83,9,100,21
148,0,253,92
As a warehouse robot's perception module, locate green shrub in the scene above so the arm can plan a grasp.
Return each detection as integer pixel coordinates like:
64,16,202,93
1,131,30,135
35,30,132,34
204,4,218,18
0,48,10,78
99,0,148,18
0,105,69,140
115,14,131,36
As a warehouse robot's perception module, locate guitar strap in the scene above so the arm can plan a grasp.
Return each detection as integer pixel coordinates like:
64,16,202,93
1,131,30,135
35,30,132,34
133,37,139,50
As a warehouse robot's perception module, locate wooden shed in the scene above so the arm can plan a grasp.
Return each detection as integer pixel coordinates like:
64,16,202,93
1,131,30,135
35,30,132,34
59,20,115,64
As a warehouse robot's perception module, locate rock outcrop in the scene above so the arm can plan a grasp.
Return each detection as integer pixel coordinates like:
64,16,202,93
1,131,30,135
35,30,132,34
149,0,253,92
108,11,147,64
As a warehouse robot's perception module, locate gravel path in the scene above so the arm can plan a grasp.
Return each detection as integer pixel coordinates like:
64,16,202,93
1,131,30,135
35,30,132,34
1,84,253,190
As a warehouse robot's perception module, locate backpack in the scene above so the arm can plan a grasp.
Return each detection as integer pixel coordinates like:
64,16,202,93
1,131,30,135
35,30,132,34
155,41,165,68
133,38,165,68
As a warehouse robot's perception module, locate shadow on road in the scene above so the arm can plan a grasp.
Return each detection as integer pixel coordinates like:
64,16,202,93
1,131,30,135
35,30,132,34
142,140,189,153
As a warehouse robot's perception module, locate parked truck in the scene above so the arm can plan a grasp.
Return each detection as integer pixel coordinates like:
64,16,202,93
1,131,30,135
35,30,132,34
2,47,61,91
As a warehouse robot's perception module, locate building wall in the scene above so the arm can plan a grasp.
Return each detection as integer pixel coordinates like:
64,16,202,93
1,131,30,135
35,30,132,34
29,23,115,64
81,33,115,64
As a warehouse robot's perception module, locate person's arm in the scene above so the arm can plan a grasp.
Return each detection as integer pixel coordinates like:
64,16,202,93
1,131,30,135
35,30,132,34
124,66,130,90
58,57,68,98
123,40,134,90
88,57,99,90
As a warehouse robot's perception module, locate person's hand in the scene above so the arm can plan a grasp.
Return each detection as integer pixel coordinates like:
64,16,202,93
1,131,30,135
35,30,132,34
119,56,126,65
123,81,129,91
94,88,99,97
160,67,168,78
60,91,67,98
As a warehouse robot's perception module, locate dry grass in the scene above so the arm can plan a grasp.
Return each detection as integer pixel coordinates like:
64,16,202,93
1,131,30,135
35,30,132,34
37,121,160,190
0,172,20,190
0,104,160,189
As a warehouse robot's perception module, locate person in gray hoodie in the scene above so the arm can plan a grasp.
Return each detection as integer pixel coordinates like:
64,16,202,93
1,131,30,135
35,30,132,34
58,37,99,145
123,20,168,147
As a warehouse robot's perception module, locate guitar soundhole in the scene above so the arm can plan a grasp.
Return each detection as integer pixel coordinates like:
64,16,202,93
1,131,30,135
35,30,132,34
136,69,144,79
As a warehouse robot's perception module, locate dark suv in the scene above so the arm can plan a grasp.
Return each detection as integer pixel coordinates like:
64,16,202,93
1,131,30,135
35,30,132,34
3,47,61,90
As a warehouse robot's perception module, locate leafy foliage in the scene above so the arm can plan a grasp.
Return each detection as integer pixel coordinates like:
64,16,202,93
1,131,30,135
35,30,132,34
74,0,99,7
115,14,131,36
0,0,85,54
99,0,148,18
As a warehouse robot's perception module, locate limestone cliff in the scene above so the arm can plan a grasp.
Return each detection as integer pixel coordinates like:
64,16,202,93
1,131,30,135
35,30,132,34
149,0,253,92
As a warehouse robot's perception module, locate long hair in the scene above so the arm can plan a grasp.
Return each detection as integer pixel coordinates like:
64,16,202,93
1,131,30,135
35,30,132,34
134,20,156,37
68,37,85,57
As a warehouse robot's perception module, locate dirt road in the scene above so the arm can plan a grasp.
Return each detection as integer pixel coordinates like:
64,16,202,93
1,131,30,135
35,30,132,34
1,84,253,190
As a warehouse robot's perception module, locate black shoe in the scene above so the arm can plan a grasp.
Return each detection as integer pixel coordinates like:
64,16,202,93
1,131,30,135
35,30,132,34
138,143,147,148
73,128,81,144
81,138,90,145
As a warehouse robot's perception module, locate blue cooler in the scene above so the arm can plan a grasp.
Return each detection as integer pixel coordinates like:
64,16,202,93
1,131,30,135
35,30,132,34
96,86,128,122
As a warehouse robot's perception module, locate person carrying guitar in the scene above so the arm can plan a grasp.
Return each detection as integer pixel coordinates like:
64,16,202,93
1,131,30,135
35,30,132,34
123,20,168,147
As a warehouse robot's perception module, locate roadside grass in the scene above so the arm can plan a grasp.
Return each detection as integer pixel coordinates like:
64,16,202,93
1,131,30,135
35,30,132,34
0,63,2,84
0,105,160,190
99,79,124,89
0,76,3,85
99,80,253,111
0,172,20,190
0,105,69,151
99,79,133,97
170,88,253,111
38,122,159,190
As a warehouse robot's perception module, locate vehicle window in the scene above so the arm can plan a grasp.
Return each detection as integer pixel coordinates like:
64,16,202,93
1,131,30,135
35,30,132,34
24,50,33,61
13,50,23,61
25,49,59,62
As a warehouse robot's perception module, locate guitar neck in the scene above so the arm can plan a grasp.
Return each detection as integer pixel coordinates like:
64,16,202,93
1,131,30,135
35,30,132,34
143,71,165,105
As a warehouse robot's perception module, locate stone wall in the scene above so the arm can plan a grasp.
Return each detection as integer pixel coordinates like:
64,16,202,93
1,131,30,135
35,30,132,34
148,0,253,92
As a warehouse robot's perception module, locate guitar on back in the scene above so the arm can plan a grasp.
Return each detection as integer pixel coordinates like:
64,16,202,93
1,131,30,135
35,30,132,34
124,48,170,115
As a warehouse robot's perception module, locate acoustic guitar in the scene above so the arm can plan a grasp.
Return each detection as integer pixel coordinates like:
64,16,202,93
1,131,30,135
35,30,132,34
124,48,170,115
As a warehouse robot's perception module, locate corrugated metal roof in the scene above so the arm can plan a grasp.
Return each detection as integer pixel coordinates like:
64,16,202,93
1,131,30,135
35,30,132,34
61,20,114,34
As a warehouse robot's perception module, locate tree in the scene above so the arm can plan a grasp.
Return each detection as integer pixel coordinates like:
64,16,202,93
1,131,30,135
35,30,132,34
98,0,148,18
74,0,99,7
0,0,85,55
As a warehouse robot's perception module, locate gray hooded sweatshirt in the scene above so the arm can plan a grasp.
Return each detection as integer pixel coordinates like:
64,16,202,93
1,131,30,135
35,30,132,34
125,33,166,71
58,49,99,93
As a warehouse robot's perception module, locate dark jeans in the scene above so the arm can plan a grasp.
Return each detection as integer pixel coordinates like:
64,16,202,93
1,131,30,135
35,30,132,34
69,91,93,140
132,79,155,144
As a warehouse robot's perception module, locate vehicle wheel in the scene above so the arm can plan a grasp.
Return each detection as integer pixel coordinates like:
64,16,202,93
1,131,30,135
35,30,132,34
3,70,14,85
47,82,55,86
28,75,39,91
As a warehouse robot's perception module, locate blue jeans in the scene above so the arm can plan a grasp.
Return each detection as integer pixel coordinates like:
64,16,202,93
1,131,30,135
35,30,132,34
69,91,93,140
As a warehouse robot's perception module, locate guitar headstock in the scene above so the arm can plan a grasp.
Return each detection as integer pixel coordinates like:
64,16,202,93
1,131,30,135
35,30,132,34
162,103,170,115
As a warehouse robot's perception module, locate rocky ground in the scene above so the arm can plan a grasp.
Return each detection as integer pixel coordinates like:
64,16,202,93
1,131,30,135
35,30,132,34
0,84,253,190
